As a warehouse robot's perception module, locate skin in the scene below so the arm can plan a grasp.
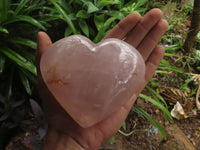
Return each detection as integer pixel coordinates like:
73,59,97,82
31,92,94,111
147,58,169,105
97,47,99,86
36,8,168,150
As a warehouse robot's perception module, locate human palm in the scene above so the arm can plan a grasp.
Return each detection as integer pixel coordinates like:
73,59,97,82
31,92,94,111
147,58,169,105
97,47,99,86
37,8,168,150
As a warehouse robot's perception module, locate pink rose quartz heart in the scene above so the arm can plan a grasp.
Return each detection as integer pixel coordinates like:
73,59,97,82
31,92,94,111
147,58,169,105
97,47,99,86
40,35,145,128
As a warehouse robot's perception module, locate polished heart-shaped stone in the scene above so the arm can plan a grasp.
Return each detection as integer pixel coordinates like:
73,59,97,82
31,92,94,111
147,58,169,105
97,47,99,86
40,35,145,128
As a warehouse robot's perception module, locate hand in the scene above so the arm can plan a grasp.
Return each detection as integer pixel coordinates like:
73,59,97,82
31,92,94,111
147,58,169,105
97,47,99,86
36,8,168,150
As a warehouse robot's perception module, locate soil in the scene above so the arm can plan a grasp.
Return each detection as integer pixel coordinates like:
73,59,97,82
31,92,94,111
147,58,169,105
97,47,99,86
3,0,200,150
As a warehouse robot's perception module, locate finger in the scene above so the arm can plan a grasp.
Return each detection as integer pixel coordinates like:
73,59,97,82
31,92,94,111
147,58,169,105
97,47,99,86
36,31,52,68
125,8,163,48
104,12,141,39
137,19,168,61
142,45,165,88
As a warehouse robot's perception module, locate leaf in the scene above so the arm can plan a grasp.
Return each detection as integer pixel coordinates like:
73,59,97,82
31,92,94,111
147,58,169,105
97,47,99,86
25,6,58,15
6,66,14,101
0,0,11,22
108,136,115,144
133,104,167,140
155,70,169,74
102,10,125,20
139,94,173,120
134,0,148,9
94,17,118,43
65,26,73,37
169,66,183,73
0,26,8,34
165,44,182,51
94,14,105,31
14,0,30,15
0,54,5,74
0,48,37,76
149,79,160,87
122,121,126,130
50,0,77,34
16,47,35,63
76,10,90,19
3,15,46,31
98,0,121,8
145,85,168,108
6,37,37,49
19,71,32,95
164,53,180,57
56,0,74,14
87,2,99,13
159,59,170,67
78,19,89,37
20,68,37,86
38,14,62,22
88,25,96,37
29,99,44,123
38,126,48,139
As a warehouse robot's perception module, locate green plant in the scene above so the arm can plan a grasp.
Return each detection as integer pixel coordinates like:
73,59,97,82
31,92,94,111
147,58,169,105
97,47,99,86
0,0,52,99
133,104,167,140
0,0,58,136
48,0,148,43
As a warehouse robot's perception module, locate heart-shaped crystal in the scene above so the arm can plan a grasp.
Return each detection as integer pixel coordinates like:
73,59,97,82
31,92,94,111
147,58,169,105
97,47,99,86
40,35,145,128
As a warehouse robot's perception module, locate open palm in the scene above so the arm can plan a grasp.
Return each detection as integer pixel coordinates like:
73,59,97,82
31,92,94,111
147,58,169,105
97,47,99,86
37,8,168,150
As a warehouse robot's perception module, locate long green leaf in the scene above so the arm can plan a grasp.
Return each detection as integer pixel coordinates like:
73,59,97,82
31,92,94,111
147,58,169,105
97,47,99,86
19,70,32,95
36,14,61,22
14,0,30,15
97,0,121,8
6,66,14,101
0,26,8,34
94,17,118,43
0,0,11,22
15,48,35,63
20,68,37,86
6,37,37,49
155,70,169,74
78,19,89,37
3,15,46,31
145,85,168,108
102,10,125,20
94,14,105,31
133,104,167,140
139,94,173,120
169,66,183,73
56,0,74,14
0,48,37,76
22,1,47,15
50,0,77,34
134,0,148,9
165,44,182,51
164,53,180,57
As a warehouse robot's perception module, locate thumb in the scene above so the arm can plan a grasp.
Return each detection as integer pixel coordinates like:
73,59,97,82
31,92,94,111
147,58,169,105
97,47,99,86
36,31,52,68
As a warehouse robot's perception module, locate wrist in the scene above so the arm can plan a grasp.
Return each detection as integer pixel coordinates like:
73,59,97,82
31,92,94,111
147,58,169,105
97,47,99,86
43,129,85,150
